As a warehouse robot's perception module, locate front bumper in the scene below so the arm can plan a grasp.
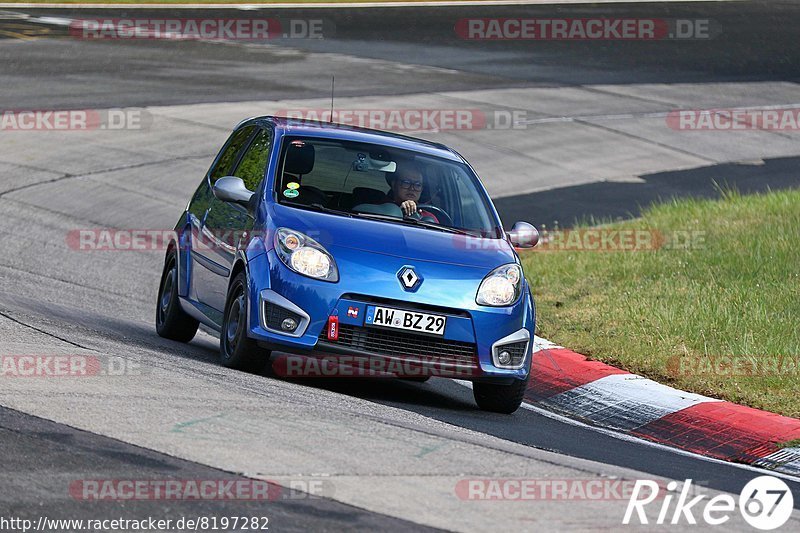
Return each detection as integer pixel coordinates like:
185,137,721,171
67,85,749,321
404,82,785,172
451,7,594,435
245,249,535,381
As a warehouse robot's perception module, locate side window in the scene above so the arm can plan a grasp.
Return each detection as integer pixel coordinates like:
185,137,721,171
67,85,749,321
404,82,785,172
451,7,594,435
280,143,384,192
187,178,213,221
452,170,493,232
208,125,256,184
233,128,273,191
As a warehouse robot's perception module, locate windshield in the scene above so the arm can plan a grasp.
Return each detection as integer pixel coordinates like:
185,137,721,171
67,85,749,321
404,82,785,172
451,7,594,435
275,136,503,237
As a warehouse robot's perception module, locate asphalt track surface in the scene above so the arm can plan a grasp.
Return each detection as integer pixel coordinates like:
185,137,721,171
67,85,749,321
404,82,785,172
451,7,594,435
3,2,800,108
1,1,800,530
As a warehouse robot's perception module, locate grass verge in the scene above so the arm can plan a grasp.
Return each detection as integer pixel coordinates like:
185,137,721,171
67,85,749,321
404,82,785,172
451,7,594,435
521,187,800,418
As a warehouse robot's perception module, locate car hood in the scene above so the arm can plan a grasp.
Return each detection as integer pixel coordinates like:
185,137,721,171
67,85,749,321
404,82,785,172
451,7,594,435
270,203,516,269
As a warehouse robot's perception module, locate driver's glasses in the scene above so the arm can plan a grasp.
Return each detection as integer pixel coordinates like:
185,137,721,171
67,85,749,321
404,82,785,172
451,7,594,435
399,179,423,191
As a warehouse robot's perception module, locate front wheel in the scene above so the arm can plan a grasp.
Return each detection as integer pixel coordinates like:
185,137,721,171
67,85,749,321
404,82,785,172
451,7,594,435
156,249,199,343
220,272,268,373
473,378,527,414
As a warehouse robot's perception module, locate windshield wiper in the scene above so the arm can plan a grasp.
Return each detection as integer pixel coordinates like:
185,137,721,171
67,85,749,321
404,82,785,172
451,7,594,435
295,203,353,218
402,217,475,236
291,204,479,237
352,212,473,236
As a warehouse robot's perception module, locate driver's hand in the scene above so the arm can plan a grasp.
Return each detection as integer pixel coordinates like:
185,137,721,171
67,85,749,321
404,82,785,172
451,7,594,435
400,200,418,217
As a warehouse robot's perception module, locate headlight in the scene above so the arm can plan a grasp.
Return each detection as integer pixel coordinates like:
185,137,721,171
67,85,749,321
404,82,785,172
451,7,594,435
275,228,339,282
476,264,522,306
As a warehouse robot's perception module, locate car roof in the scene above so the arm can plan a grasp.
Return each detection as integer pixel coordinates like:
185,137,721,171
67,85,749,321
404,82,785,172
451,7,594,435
240,116,465,163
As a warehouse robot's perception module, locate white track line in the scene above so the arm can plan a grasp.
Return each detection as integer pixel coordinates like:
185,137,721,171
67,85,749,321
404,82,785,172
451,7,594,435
539,373,720,431
519,103,800,126
454,380,800,484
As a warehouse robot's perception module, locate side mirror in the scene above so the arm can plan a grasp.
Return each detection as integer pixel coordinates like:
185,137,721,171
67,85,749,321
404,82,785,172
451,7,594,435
213,176,255,207
507,221,539,248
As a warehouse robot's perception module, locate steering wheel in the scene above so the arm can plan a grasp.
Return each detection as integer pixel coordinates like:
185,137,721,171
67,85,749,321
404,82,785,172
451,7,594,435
417,204,453,227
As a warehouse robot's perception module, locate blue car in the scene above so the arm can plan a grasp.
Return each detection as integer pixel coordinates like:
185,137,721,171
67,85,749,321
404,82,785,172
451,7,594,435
156,116,539,413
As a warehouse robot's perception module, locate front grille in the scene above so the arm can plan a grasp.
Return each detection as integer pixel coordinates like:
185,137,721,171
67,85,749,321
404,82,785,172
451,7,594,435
319,324,478,368
264,302,303,331
495,340,528,367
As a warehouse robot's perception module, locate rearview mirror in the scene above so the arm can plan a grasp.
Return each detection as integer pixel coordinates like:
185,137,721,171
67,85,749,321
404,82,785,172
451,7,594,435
507,221,539,248
213,176,255,207
352,152,396,172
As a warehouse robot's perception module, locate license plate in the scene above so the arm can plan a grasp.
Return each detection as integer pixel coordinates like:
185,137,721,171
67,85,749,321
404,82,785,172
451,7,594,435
365,305,446,336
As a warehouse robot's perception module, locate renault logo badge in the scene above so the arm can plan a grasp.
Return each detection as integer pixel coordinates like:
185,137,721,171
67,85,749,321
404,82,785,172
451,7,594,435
397,266,422,291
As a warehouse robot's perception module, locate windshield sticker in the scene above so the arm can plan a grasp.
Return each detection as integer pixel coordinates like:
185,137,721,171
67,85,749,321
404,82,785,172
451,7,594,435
283,189,299,198
286,182,300,190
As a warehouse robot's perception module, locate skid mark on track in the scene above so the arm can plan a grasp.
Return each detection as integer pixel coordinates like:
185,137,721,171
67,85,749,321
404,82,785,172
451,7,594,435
169,410,453,460
0,310,96,351
0,154,210,199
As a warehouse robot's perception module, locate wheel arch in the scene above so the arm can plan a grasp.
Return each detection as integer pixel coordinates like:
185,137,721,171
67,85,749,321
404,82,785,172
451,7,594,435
226,254,259,341
229,256,248,289
169,224,193,298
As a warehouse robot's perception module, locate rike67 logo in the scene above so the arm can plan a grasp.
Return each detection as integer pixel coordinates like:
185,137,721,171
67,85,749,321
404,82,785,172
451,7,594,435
624,476,794,530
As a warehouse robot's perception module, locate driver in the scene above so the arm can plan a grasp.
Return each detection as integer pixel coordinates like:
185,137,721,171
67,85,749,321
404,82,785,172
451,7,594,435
386,162,439,222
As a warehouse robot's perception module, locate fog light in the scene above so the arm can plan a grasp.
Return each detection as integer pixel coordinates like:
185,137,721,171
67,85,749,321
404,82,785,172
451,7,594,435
281,318,298,332
497,350,512,366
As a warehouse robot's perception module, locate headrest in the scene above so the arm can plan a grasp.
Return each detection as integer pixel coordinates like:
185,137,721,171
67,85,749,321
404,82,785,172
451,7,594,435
352,187,387,206
285,141,315,175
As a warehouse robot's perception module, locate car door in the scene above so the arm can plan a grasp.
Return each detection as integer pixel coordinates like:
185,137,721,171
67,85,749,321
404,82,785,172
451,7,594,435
198,126,274,314
190,125,257,316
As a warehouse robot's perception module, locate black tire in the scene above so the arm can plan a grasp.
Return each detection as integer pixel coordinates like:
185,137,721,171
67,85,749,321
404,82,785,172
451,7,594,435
156,249,199,343
473,378,528,414
401,376,430,383
220,272,267,372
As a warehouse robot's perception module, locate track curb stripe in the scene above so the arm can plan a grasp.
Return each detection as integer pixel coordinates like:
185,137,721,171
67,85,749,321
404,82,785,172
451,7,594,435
528,342,628,400
529,336,800,476
754,448,800,477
